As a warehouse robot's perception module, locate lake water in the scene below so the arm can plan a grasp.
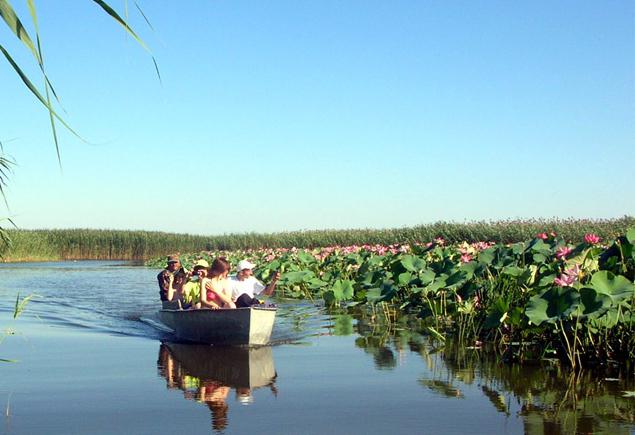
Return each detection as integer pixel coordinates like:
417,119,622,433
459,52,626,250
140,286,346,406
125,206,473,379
0,261,633,434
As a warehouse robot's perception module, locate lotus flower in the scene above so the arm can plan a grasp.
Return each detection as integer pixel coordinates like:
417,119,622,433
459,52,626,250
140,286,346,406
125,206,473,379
536,233,548,240
584,233,601,245
554,264,580,287
460,253,472,263
556,246,572,260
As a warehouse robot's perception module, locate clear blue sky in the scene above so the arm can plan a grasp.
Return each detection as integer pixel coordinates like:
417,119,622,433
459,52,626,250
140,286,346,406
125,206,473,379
1,0,633,235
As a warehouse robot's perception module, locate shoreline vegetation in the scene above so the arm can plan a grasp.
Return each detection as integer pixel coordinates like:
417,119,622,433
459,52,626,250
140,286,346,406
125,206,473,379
148,223,635,370
1,217,633,262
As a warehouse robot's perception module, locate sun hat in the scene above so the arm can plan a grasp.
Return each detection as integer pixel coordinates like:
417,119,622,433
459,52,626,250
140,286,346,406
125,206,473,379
237,259,256,272
167,255,180,264
194,259,210,268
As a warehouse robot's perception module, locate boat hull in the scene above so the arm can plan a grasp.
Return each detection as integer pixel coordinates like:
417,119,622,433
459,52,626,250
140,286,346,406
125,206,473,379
159,307,276,346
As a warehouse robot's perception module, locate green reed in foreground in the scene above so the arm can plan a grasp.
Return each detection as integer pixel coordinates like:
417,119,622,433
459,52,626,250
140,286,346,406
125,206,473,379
2,217,633,261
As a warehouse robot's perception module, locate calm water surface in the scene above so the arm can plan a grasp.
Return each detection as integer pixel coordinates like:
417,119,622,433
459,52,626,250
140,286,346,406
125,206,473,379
0,261,633,434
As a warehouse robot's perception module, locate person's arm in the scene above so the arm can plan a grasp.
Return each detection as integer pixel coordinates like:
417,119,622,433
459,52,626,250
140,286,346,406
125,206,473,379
166,274,177,301
158,271,174,301
261,271,280,296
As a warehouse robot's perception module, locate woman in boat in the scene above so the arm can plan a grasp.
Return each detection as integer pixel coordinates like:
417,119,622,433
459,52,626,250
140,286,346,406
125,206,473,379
199,257,236,309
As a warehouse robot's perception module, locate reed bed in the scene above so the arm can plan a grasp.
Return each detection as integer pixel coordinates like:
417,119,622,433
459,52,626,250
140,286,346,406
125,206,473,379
1,216,633,261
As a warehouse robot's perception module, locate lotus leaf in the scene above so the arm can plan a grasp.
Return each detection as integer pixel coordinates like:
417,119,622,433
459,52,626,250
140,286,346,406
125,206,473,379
398,272,413,286
589,271,634,304
297,251,315,264
530,239,552,255
400,255,426,272
525,287,581,325
459,261,478,280
579,287,612,318
537,274,556,288
479,248,496,265
332,279,354,301
484,297,509,329
511,242,527,255
502,265,526,277
282,270,315,284
420,268,436,286
307,277,327,290
445,270,467,289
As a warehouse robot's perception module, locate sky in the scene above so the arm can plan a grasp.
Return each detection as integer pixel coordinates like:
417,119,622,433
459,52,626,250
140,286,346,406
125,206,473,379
1,0,633,235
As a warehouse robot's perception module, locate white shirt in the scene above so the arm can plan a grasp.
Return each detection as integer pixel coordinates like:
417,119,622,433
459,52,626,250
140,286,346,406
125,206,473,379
230,275,266,301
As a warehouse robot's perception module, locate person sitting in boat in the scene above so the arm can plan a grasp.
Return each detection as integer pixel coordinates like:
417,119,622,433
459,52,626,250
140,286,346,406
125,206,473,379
230,260,280,308
181,259,209,308
157,255,189,309
199,257,236,309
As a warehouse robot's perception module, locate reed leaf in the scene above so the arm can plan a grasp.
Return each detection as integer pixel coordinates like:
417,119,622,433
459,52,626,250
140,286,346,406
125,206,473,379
0,0,40,63
26,0,62,166
13,293,35,319
91,0,149,51
135,1,154,31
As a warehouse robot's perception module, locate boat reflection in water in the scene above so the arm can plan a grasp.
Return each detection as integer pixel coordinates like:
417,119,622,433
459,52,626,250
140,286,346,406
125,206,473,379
157,343,278,431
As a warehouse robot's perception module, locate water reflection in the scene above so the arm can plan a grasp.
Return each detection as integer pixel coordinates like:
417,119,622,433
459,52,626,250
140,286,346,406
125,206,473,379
157,343,277,432
339,312,635,434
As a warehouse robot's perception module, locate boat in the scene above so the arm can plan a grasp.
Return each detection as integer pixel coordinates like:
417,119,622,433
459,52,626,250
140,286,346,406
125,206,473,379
158,306,277,346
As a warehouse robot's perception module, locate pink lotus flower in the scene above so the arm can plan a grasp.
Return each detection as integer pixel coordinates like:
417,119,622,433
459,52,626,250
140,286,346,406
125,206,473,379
536,233,548,240
556,246,572,260
554,264,580,287
584,233,601,245
434,237,446,246
460,253,472,263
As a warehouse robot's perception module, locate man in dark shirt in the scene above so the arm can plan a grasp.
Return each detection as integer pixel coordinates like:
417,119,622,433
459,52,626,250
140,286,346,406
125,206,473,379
158,255,186,309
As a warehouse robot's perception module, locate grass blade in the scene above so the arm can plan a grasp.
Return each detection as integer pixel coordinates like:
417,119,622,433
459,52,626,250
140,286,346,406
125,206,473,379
0,0,41,63
135,1,155,31
91,0,149,51
26,0,62,167
13,293,36,319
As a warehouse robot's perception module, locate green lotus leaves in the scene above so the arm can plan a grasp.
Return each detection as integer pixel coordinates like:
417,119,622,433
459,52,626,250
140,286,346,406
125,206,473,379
478,248,496,265
332,279,355,301
502,265,526,277
420,269,436,286
525,287,581,325
459,261,478,280
511,242,527,255
297,251,315,264
398,272,413,286
530,239,553,256
579,287,612,317
281,270,315,284
400,255,426,273
484,297,509,329
589,271,634,304
537,274,556,288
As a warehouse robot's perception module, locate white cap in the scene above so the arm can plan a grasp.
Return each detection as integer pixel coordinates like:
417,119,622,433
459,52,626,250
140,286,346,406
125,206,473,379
237,259,256,272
